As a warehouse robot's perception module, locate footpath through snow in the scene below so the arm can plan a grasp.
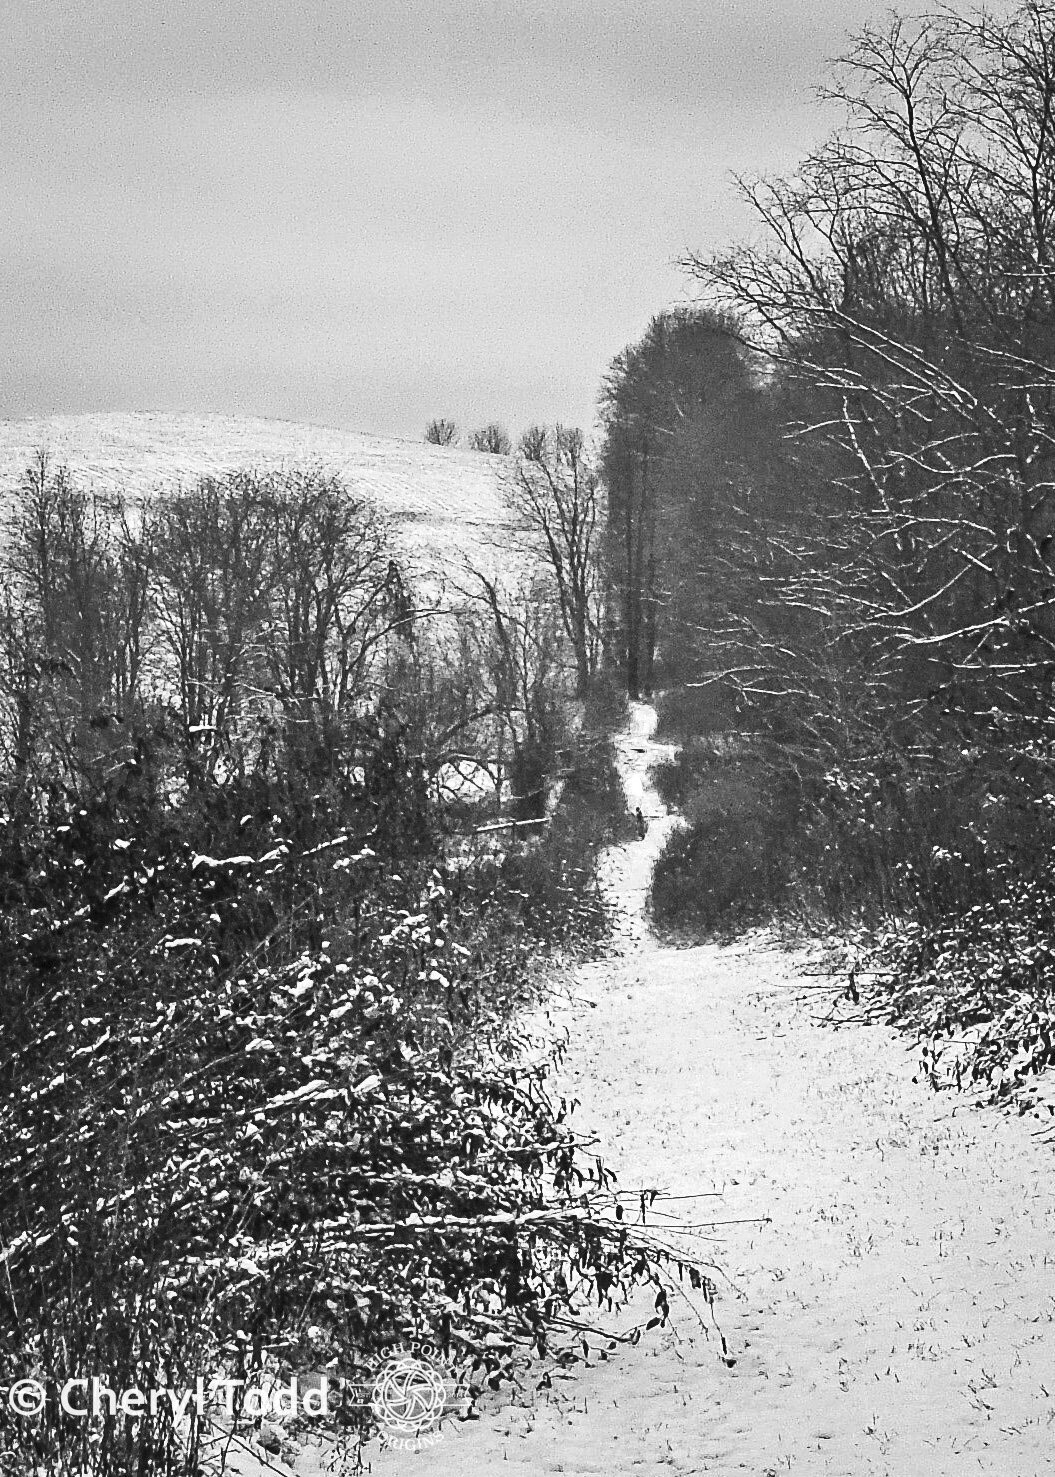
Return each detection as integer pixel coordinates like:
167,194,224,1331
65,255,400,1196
378,701,1055,1477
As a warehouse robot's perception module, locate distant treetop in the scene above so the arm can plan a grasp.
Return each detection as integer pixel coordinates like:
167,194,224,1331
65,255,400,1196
424,417,458,446
469,423,512,456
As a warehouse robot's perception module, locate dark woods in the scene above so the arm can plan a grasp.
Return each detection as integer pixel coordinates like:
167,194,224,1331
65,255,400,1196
634,3,1055,1108
598,306,776,703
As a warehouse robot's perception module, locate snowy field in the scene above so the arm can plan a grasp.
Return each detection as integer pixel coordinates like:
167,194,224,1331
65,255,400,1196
0,412,521,582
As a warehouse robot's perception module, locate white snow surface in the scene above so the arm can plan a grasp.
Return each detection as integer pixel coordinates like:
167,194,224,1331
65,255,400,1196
0,411,520,578
369,701,1055,1477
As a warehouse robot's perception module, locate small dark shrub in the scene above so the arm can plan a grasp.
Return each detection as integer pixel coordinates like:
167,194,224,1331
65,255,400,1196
654,685,734,741
582,672,629,732
650,747,801,935
652,739,731,813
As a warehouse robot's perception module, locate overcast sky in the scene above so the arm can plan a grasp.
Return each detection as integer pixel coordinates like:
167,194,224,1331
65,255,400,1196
3,1,899,441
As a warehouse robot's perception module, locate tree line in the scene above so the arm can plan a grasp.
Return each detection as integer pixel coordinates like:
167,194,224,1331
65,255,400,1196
0,448,610,825
621,0,1055,1110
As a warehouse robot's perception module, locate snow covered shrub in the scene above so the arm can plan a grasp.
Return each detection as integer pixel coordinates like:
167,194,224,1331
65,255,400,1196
0,729,675,1474
0,458,708,1475
844,730,1055,1111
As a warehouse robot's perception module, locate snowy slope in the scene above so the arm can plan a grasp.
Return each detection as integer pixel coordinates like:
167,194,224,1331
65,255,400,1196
0,412,520,580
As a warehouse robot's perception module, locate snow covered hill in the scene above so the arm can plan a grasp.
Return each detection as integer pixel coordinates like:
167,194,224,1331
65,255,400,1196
0,412,520,580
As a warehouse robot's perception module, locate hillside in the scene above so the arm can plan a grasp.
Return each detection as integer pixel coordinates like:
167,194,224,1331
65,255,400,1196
0,412,518,579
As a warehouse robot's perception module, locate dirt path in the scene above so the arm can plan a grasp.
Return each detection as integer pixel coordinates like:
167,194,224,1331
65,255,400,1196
373,703,1055,1477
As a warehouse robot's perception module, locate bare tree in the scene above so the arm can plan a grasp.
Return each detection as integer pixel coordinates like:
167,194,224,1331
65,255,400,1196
681,1,1055,748
149,472,274,784
0,453,155,793
467,569,567,819
469,423,512,456
511,425,604,698
256,470,402,742
149,469,412,785
378,619,504,812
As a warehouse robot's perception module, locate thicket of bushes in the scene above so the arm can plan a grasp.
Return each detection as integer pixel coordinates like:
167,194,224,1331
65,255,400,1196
0,754,658,1474
0,460,679,1475
649,732,1025,937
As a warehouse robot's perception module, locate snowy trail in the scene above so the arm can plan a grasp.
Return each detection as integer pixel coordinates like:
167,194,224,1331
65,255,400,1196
376,703,1055,1476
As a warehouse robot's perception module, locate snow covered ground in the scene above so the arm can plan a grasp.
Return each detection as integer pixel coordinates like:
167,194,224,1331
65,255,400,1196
373,702,1055,1477
0,411,520,581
